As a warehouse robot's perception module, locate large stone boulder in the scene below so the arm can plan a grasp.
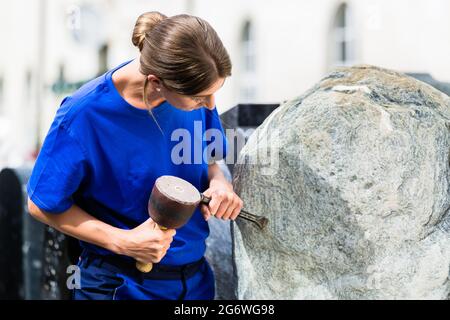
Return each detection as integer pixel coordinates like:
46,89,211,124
232,65,450,299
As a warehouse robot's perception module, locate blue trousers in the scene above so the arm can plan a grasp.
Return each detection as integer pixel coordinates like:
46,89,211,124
72,251,215,300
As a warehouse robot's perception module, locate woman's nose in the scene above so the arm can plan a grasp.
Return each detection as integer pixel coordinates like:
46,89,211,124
204,95,215,110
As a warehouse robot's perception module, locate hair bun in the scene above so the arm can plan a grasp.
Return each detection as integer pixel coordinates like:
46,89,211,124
132,11,167,51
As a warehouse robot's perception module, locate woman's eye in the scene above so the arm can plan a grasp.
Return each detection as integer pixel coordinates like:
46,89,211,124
191,96,204,103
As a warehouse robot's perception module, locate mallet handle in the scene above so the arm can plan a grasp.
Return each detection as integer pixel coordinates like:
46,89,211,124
135,225,168,273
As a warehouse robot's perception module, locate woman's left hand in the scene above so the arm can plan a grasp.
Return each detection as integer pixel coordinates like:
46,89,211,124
200,179,243,221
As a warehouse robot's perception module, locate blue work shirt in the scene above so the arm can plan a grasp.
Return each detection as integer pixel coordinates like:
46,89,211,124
27,59,228,266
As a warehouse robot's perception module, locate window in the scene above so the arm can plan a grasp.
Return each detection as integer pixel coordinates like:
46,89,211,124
331,3,356,67
25,70,32,102
98,43,109,76
0,76,4,115
242,21,256,73
239,20,257,102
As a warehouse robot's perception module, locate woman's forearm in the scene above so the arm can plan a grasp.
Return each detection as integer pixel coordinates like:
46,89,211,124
208,162,232,189
27,198,126,254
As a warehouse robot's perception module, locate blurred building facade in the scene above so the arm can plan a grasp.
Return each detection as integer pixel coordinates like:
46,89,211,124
0,0,449,168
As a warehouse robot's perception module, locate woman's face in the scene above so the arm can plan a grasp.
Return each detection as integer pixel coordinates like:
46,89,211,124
159,77,226,111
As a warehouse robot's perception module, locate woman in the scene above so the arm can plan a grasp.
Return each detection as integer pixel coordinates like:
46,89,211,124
26,12,243,300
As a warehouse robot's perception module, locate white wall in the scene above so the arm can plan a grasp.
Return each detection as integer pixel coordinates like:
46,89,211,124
353,0,450,80
0,1,40,166
0,0,449,168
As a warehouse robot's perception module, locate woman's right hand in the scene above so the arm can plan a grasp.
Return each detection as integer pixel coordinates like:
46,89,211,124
115,218,176,264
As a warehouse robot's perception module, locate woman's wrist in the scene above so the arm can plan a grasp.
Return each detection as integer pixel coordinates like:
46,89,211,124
207,163,231,188
209,176,233,191
108,227,129,255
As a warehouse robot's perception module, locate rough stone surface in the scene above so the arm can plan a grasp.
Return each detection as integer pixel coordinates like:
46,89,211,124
232,65,450,299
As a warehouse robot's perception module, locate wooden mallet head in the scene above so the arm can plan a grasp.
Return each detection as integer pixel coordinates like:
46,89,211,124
148,175,203,229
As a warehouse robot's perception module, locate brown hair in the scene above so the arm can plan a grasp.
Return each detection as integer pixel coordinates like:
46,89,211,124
132,12,232,111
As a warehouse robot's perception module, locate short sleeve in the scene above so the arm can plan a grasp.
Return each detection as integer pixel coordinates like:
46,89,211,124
27,124,87,214
204,106,228,163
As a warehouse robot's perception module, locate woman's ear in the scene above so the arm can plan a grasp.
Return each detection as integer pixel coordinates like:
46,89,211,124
205,95,216,110
147,75,162,91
